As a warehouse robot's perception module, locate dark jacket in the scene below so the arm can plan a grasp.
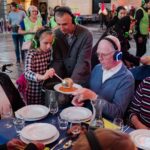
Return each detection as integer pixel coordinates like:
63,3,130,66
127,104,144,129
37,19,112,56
51,25,93,86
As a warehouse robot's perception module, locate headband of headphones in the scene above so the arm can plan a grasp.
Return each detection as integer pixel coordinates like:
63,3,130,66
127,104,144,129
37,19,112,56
86,130,102,150
103,37,118,51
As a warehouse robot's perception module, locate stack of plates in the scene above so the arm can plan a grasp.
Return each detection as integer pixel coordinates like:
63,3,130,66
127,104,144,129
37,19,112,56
129,129,150,150
20,123,59,144
15,105,50,121
60,107,92,122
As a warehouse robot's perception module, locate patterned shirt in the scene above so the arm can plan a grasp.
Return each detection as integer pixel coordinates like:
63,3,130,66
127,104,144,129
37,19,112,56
25,49,51,104
129,77,150,127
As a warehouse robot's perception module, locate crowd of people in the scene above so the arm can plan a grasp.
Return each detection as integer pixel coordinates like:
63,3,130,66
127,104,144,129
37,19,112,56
0,0,150,149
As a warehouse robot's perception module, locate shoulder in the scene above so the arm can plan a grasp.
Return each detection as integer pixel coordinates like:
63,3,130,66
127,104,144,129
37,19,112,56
76,25,92,35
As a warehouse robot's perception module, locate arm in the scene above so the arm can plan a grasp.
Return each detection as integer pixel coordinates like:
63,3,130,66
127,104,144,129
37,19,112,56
96,76,135,120
25,51,55,82
71,31,93,86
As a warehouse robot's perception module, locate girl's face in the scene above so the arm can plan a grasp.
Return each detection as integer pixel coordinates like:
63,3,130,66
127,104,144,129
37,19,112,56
39,33,53,52
118,9,127,19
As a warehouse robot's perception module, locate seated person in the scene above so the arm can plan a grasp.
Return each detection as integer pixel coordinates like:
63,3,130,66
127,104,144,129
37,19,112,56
72,35,134,120
73,128,137,150
0,72,25,112
128,77,150,129
130,56,150,89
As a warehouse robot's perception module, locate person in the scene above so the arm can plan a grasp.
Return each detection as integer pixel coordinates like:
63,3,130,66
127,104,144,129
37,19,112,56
134,0,150,57
24,28,55,105
0,72,25,112
130,56,150,89
72,35,134,120
107,6,140,67
49,6,93,87
128,77,150,129
8,2,26,63
18,5,43,60
73,128,137,150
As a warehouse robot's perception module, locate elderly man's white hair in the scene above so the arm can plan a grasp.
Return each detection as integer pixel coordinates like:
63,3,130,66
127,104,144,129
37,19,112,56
103,35,121,51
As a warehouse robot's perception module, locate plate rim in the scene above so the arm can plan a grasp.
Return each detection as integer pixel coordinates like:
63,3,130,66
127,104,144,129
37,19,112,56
129,129,150,150
15,105,49,121
20,123,58,141
20,131,60,145
54,83,82,94
60,106,92,122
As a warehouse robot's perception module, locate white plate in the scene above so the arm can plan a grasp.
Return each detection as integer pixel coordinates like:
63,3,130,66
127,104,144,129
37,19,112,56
60,107,92,122
20,131,59,145
129,129,150,150
54,83,82,94
15,105,49,121
21,123,58,141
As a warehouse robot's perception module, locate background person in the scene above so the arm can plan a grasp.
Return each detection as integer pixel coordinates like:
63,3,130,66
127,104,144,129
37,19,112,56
73,35,134,120
50,6,93,86
24,29,55,105
134,0,150,57
8,2,26,63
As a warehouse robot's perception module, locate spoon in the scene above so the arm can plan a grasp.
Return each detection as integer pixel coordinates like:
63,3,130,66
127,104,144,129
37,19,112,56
54,73,68,87
57,140,73,150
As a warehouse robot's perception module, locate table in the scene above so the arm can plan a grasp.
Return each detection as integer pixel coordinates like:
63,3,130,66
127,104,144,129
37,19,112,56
0,102,134,149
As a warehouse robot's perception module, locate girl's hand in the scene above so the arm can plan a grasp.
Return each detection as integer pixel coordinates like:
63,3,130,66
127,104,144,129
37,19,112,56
43,68,55,80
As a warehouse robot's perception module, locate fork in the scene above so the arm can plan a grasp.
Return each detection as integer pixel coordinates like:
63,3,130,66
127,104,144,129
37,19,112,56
51,137,68,150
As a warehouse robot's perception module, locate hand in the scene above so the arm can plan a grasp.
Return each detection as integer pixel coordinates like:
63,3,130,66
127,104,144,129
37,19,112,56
43,68,55,80
72,88,97,102
140,56,150,65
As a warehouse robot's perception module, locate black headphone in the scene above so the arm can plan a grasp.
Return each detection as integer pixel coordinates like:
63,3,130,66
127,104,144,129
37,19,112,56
116,6,126,16
32,28,52,49
27,6,38,17
54,6,75,24
103,37,122,61
86,130,102,150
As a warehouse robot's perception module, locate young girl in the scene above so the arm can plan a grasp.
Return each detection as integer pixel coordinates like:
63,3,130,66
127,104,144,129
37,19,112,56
25,28,55,104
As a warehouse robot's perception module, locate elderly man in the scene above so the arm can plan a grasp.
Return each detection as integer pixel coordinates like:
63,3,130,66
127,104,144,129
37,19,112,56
50,6,93,86
73,35,134,120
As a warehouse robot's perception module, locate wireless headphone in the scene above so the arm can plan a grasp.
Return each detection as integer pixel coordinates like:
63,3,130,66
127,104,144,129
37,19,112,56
103,37,122,61
116,6,126,16
54,6,75,24
27,6,38,17
32,28,52,49
142,0,145,5
86,130,102,150
11,2,19,9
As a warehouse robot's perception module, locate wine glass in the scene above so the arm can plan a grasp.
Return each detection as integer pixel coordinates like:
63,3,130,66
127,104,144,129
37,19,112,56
1,104,13,128
49,91,59,124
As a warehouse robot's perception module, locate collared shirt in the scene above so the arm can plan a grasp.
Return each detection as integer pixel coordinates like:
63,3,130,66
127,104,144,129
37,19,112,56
102,62,122,83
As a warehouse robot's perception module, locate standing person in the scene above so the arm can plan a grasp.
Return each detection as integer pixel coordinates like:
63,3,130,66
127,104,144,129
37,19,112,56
134,0,150,57
50,6,93,86
72,35,134,120
8,2,26,63
18,5,43,60
25,29,55,105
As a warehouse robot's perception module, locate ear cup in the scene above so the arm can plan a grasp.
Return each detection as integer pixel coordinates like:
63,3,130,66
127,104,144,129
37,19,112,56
113,51,122,61
32,39,39,49
142,0,145,5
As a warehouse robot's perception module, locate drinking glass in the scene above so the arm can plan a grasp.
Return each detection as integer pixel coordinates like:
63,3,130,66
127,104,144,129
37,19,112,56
70,122,81,136
49,91,59,124
13,117,25,135
1,105,13,128
58,116,68,130
113,118,124,131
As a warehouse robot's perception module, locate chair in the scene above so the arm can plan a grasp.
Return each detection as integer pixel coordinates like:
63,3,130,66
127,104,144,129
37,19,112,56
0,72,25,112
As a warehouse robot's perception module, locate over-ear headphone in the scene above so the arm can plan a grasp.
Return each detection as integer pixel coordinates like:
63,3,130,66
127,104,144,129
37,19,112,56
32,28,52,49
116,6,126,16
11,2,18,9
103,37,122,61
54,6,75,24
142,0,145,5
86,130,102,150
27,6,38,17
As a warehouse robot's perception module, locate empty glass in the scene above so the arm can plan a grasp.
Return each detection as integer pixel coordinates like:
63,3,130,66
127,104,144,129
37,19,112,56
13,117,25,134
113,118,124,131
58,116,68,130
1,105,13,128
